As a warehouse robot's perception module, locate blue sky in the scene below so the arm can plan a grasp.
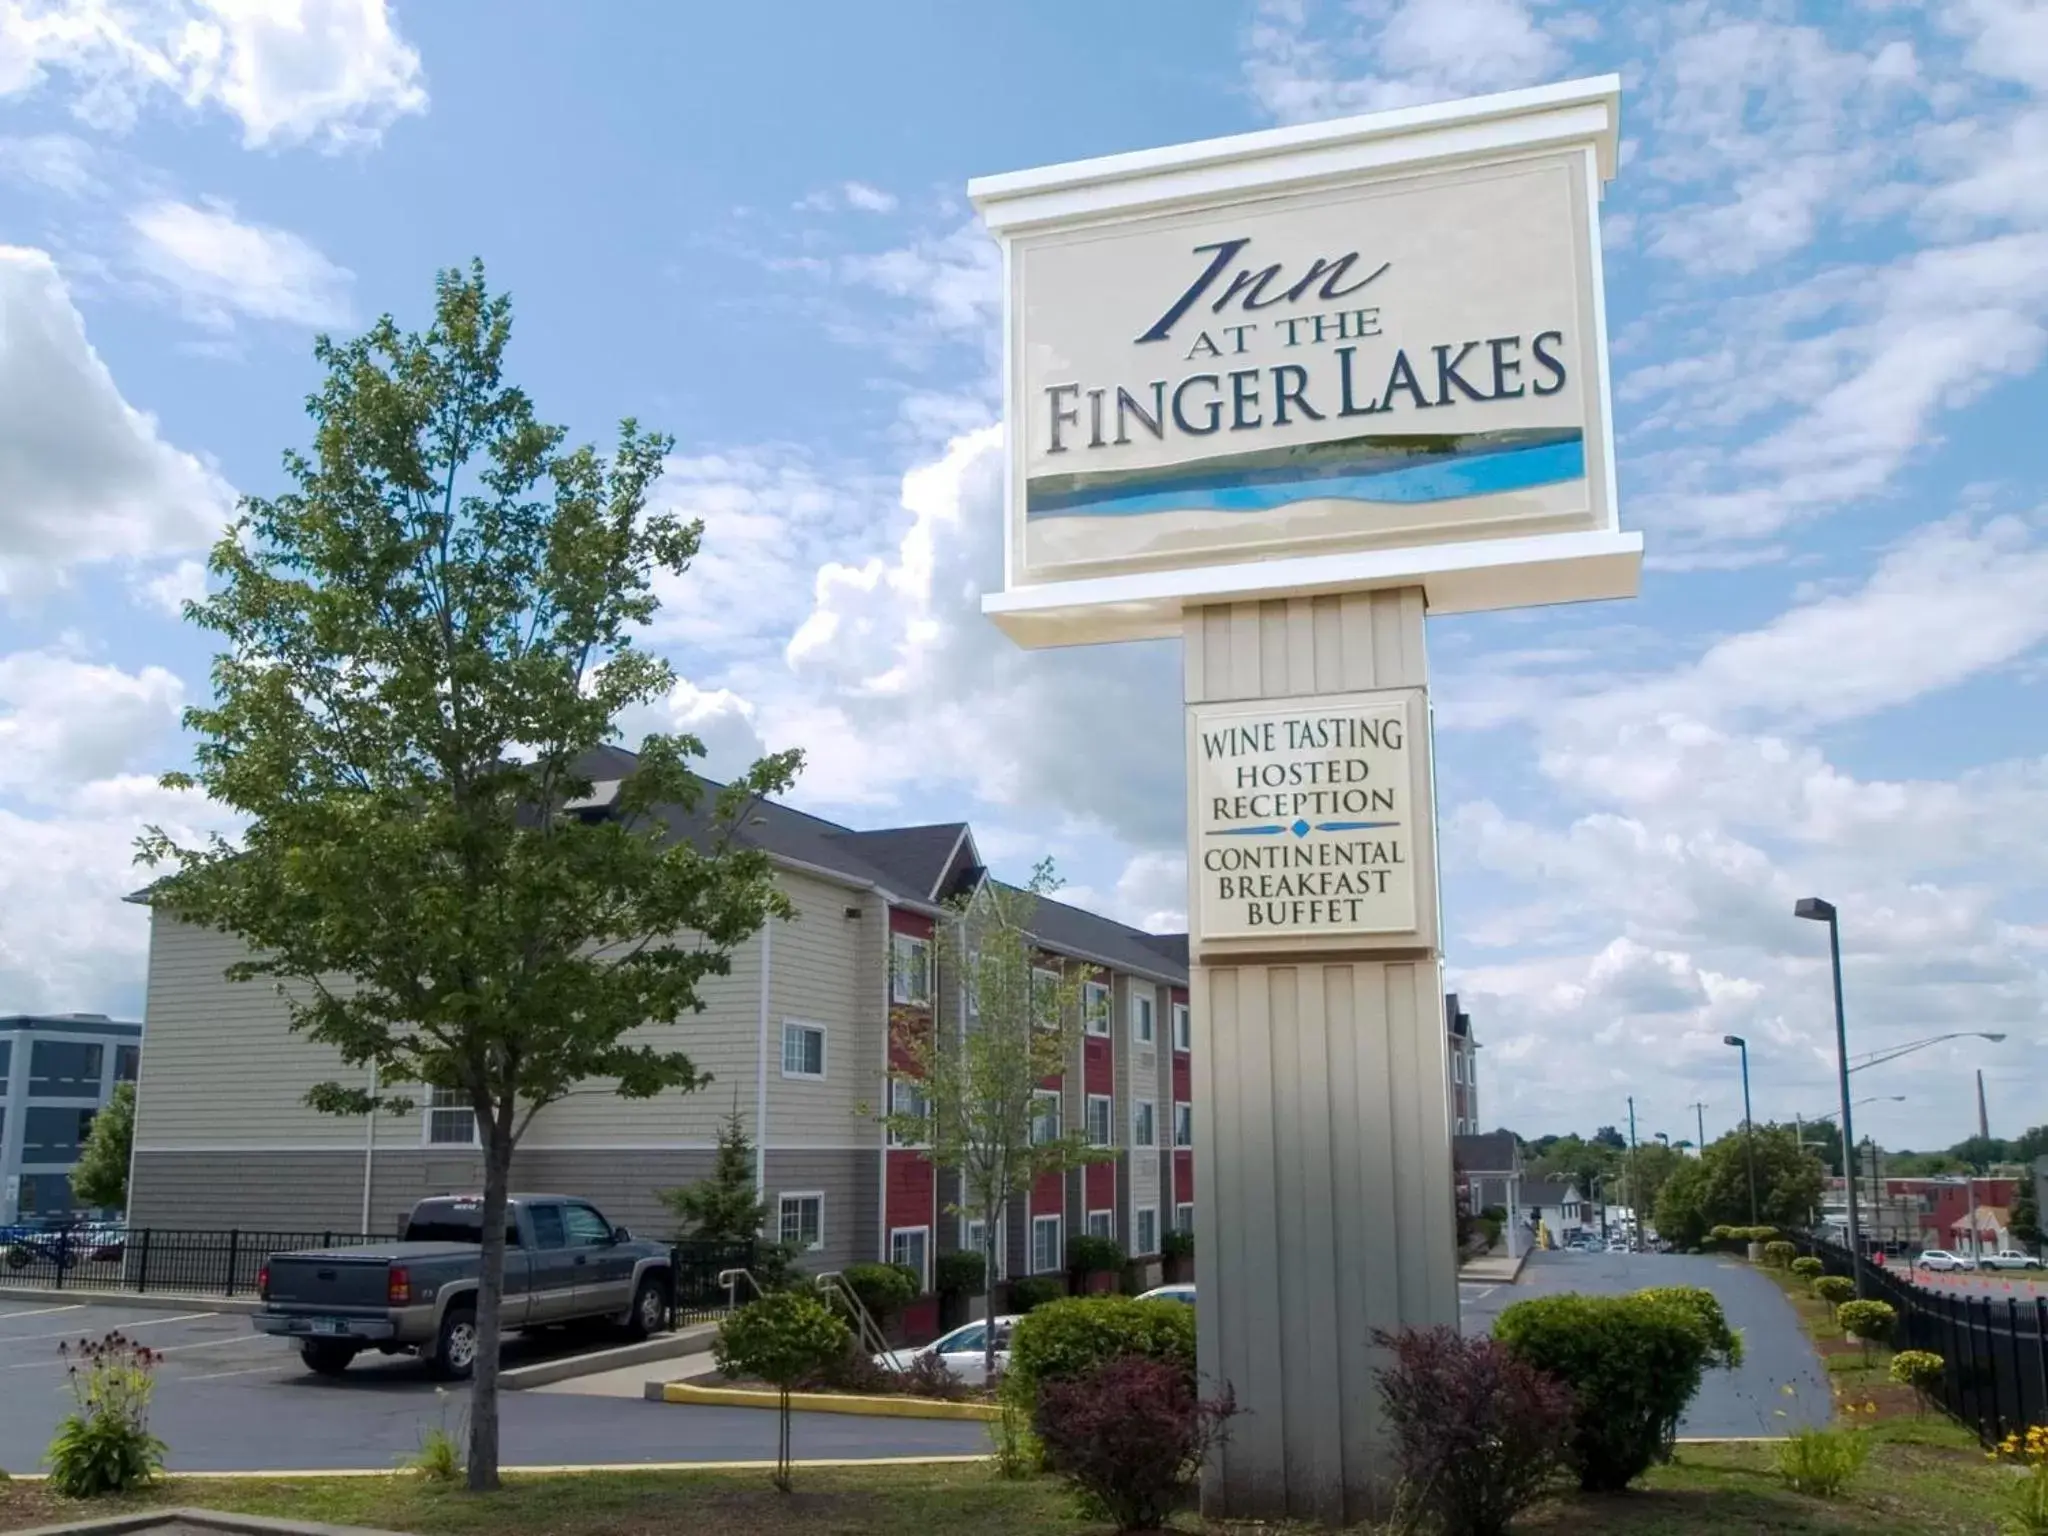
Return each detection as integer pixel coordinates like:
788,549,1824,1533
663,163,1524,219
1,0,2042,1152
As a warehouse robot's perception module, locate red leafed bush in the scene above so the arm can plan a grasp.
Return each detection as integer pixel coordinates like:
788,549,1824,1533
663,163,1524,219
1035,1356,1237,1532
1374,1326,1574,1536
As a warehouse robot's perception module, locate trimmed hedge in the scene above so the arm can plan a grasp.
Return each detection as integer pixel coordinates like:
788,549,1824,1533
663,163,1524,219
1762,1240,1797,1269
936,1250,986,1298
1007,1276,1066,1314
841,1262,919,1323
1068,1234,1127,1277
1006,1296,1197,1408
1812,1274,1855,1314
1790,1256,1824,1279
1636,1286,1743,1369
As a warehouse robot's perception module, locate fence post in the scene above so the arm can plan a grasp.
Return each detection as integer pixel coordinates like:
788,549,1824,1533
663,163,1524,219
53,1230,66,1291
136,1229,151,1294
224,1229,240,1297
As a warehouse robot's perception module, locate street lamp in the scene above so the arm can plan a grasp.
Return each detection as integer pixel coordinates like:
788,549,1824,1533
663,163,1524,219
1796,895,1862,1296
1851,1032,2007,1073
1722,1035,1759,1225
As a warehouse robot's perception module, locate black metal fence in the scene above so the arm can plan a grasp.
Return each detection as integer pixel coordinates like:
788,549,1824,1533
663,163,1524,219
1800,1234,2048,1443
669,1238,754,1324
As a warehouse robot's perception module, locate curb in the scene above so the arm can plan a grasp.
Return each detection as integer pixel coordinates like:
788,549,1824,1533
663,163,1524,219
500,1323,719,1391
2,1455,993,1483
9,1509,414,1536
0,1288,262,1316
659,1382,1003,1422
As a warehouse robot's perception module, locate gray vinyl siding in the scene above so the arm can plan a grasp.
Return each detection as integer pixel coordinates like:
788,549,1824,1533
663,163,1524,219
768,1147,874,1274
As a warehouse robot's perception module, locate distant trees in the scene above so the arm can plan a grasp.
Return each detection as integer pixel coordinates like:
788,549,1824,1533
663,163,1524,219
1655,1125,1825,1250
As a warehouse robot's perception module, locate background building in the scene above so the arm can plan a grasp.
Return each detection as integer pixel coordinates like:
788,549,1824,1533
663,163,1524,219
1446,993,1479,1136
0,1013,142,1223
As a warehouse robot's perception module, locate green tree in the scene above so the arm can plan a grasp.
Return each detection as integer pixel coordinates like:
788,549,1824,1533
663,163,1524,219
138,264,800,1491
2012,1125,2048,1166
1654,1125,1824,1249
2011,1181,2040,1251
1592,1126,1627,1151
1530,1134,1619,1195
715,1291,851,1491
1947,1135,2015,1172
659,1098,770,1245
69,1083,135,1212
878,867,1109,1383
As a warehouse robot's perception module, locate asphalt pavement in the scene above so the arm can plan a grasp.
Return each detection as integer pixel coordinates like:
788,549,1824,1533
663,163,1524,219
1460,1249,1832,1438
0,1299,988,1473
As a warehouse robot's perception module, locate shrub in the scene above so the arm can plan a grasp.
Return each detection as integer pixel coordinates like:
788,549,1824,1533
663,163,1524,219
1494,1293,1713,1491
1763,1240,1797,1269
1994,1427,2048,1536
1068,1234,1127,1277
901,1351,967,1401
801,1339,897,1395
1373,1327,1573,1536
1773,1426,1869,1498
1007,1296,1197,1408
1837,1299,1897,1362
1636,1286,1743,1369
987,1400,1039,1481
1888,1349,1944,1414
1036,1356,1236,1533
1790,1256,1824,1279
1007,1276,1065,1313
1161,1228,1194,1262
47,1333,166,1498
1709,1225,1735,1243
406,1424,462,1482
715,1291,854,1491
1812,1275,1855,1316
842,1262,919,1324
936,1250,986,1298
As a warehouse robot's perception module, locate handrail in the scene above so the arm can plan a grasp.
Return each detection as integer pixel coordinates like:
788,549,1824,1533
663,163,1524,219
813,1271,891,1356
717,1267,765,1305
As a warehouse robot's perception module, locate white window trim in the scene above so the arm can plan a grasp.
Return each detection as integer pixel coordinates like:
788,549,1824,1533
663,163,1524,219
1173,1100,1192,1148
1083,979,1111,1037
781,1019,828,1081
1133,1098,1157,1150
1172,1002,1190,1052
1131,991,1155,1046
962,1214,1007,1281
1085,1208,1115,1240
1175,1202,1194,1232
1031,965,1060,1029
1086,1093,1115,1148
892,933,932,1006
1135,1205,1159,1255
421,1085,479,1148
779,1191,826,1252
1031,1213,1063,1275
886,1076,930,1149
1031,1087,1063,1146
889,1225,932,1292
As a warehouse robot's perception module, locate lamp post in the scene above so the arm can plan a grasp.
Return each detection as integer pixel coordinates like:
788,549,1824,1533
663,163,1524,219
1722,1035,1759,1226
1689,1101,1707,1155
1850,1032,2007,1073
1796,896,1862,1296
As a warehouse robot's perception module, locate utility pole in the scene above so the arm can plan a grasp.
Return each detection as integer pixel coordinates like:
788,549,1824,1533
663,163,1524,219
1627,1097,1640,1253
1690,1101,1707,1155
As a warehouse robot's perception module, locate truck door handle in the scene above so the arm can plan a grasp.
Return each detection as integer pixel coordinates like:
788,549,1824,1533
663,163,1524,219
574,1255,587,1266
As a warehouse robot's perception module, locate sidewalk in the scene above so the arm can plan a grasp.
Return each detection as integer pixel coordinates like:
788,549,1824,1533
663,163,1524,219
1458,1246,1528,1283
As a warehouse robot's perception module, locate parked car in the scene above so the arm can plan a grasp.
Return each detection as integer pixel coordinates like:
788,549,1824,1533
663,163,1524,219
1136,1283,1195,1305
253,1194,672,1379
1,1218,125,1270
1915,1249,1977,1272
873,1315,1020,1387
1979,1250,2045,1271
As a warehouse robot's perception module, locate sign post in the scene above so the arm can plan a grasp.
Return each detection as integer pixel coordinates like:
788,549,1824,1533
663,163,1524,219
971,77,1636,1524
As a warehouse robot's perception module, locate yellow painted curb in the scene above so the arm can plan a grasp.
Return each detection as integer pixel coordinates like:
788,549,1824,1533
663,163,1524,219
661,1381,1003,1421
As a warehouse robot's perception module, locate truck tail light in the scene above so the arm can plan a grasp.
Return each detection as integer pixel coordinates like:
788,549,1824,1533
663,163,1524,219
388,1266,412,1306
257,1265,269,1301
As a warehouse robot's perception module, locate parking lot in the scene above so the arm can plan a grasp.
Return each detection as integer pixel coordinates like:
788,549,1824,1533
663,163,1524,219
0,1299,989,1473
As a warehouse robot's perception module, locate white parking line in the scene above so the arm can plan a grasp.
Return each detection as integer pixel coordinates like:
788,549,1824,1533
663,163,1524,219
0,1304,86,1322
178,1363,288,1384
0,1311,219,1349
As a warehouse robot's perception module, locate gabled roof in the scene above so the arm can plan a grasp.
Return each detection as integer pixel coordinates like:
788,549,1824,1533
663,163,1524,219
836,824,974,902
1453,1131,1520,1175
1522,1178,1580,1208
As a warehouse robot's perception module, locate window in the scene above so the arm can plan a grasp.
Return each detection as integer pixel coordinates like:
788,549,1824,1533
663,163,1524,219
29,1040,103,1097
782,1021,826,1079
1031,966,1060,1029
1172,1003,1190,1052
887,1077,930,1147
562,1203,614,1246
1453,1053,1464,1085
1030,1090,1062,1146
1086,1094,1114,1148
963,1217,1006,1281
1085,1209,1114,1240
1031,1214,1062,1274
0,1039,10,1089
779,1193,824,1251
1173,1101,1193,1148
1175,1202,1194,1233
891,934,931,1005
528,1204,567,1250
1083,980,1110,1037
1136,1206,1159,1256
401,1198,520,1245
1132,993,1155,1045
1133,1099,1156,1149
427,1085,477,1146
22,1106,95,1162
890,1227,931,1291
114,1045,140,1083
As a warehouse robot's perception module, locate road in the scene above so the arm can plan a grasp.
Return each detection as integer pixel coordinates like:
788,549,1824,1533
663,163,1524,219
1460,1250,1832,1437
0,1299,988,1473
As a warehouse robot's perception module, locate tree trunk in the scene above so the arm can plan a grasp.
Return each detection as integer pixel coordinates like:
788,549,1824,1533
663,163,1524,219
983,1215,1000,1384
467,1113,513,1492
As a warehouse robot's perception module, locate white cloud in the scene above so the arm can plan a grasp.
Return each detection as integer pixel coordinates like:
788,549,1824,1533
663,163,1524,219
0,0,427,150
0,647,184,800
129,196,352,327
0,131,99,195
0,245,233,593
131,556,207,616
797,180,898,214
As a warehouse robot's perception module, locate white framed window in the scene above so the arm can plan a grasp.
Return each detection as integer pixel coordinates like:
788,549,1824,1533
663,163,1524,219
886,1077,930,1147
778,1192,824,1251
1136,1206,1159,1256
1031,966,1060,1029
1455,1117,1467,1136
426,1086,477,1147
781,1021,826,1080
1085,1209,1114,1240
1453,1053,1464,1085
1031,1213,1062,1274
1086,1093,1114,1148
1175,1201,1194,1233
1172,1002,1190,1052
963,1216,1007,1281
892,933,931,1006
1133,1099,1156,1149
1173,1101,1193,1148
1132,992,1155,1045
1083,980,1110,1037
889,1226,931,1291
1031,1089,1062,1146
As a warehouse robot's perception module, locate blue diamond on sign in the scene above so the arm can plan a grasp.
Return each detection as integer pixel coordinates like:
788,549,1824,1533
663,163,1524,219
1291,819,1311,838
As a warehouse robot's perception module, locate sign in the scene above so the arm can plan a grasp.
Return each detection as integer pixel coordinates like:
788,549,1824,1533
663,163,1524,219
1190,690,1421,942
971,77,1636,646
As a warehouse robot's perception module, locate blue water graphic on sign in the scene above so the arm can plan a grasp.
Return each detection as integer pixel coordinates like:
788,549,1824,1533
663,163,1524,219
1213,819,1401,839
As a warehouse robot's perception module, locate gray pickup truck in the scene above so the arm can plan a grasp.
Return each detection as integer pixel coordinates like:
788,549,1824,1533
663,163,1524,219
253,1194,672,1379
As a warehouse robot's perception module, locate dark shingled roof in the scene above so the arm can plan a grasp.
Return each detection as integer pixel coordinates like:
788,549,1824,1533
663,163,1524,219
836,825,970,901
1453,1131,1520,1175
1521,1178,1579,1208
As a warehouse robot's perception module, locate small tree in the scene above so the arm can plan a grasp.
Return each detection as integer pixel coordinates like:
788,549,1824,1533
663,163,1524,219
1812,1274,1855,1318
879,866,1109,1381
659,1098,769,1244
1889,1349,1944,1415
70,1083,135,1212
1838,1300,1896,1364
2012,1181,2041,1251
715,1291,851,1491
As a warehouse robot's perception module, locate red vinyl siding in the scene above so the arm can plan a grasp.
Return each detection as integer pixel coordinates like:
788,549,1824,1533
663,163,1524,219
885,1149,934,1235
1086,1159,1116,1211
1084,1033,1112,1095
1175,1150,1194,1201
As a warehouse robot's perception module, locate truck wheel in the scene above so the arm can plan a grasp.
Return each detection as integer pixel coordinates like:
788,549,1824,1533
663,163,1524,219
431,1304,478,1381
300,1339,358,1376
3,1247,27,1270
627,1275,668,1340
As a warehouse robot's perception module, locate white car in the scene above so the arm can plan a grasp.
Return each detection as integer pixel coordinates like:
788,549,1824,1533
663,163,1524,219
1916,1249,1977,1272
873,1315,1020,1387
1137,1283,1195,1305
1979,1250,2044,1272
